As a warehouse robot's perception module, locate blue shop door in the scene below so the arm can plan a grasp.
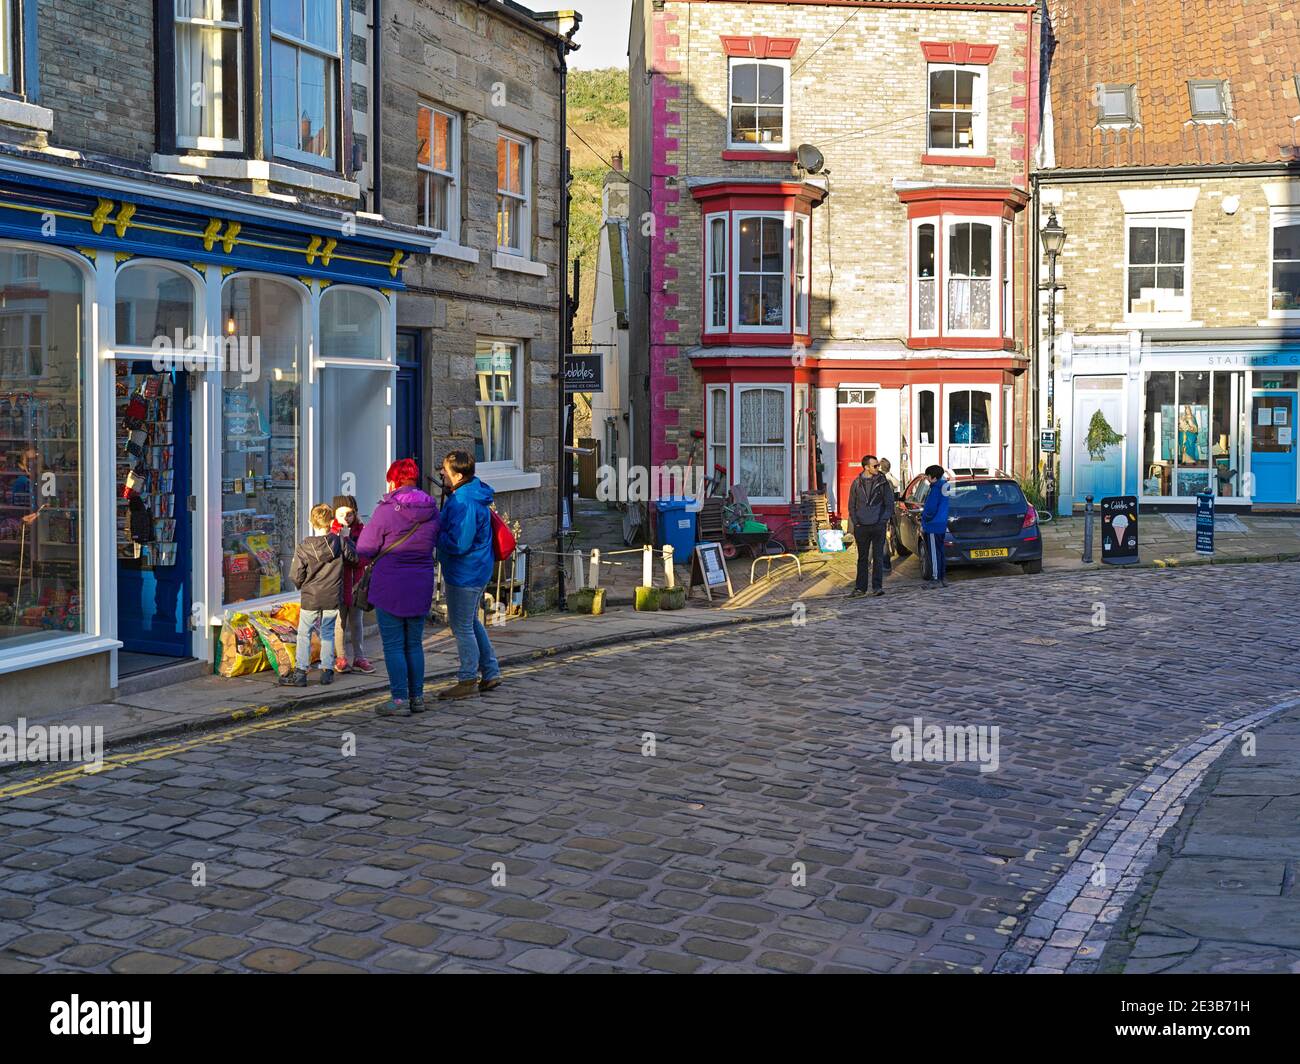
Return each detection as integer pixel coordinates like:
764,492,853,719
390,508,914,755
115,362,192,660
1251,392,1298,504
395,329,424,485
1073,378,1125,505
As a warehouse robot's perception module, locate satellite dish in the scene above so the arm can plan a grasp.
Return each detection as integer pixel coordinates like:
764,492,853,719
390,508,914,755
796,144,825,174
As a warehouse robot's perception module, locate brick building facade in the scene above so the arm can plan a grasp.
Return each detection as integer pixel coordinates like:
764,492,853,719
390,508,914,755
1037,0,1300,512
630,0,1039,535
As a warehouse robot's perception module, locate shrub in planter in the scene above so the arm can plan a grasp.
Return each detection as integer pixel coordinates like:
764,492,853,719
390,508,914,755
659,586,686,610
634,586,661,611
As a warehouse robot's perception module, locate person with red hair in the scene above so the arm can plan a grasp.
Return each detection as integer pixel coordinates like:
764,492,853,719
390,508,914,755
355,458,439,716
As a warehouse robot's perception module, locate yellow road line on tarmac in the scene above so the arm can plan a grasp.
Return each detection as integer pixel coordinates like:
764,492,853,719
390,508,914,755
0,608,844,800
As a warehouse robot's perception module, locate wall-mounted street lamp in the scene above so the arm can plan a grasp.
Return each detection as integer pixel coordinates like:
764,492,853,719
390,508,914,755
1039,209,1067,517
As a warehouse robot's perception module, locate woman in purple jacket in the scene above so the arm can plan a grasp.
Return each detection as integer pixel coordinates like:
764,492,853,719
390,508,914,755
355,458,439,717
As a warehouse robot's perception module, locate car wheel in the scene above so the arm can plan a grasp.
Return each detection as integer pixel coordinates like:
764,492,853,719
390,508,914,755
1021,559,1043,575
893,528,911,557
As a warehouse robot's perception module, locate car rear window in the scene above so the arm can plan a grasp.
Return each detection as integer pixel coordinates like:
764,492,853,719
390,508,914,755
949,481,1026,509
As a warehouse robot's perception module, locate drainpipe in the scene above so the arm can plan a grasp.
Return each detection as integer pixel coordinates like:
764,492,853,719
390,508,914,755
555,27,576,608
370,0,383,214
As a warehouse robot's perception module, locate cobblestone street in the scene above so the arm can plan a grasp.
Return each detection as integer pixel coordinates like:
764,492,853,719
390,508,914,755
1,564,1296,974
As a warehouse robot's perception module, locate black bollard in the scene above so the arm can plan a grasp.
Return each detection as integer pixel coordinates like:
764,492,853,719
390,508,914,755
1082,495,1094,563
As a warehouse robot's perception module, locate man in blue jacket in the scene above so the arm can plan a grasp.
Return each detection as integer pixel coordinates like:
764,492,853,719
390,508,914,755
921,464,950,588
435,450,503,699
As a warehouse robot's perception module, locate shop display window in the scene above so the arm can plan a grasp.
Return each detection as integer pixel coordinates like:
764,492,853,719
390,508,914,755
1142,370,1244,498
0,249,85,648
115,264,198,349
220,277,301,605
320,289,389,515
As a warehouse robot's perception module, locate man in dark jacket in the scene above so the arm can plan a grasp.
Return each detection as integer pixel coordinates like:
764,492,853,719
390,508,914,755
280,503,357,687
848,455,895,597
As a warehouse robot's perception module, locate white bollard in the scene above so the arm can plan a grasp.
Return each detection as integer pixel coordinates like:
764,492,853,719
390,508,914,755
642,544,653,587
573,549,586,591
590,548,601,589
663,545,675,588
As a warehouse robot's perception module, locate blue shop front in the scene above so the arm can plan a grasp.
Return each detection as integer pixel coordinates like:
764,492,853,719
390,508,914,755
0,156,433,703
1055,330,1300,514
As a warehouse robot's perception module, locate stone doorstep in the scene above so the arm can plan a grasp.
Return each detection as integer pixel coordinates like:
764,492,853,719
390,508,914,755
0,607,773,766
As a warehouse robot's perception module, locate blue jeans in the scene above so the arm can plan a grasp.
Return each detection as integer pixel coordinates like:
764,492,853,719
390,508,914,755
375,608,426,702
296,609,337,670
445,583,500,683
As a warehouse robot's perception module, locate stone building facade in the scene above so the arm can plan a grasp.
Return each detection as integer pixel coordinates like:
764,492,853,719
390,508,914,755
1037,0,1300,513
0,0,570,714
630,0,1039,534
380,0,575,596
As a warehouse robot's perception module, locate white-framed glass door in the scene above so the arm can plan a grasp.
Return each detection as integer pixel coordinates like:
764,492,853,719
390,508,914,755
914,386,939,472
944,386,995,472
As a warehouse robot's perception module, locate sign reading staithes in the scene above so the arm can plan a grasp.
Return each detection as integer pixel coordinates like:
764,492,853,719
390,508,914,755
563,353,604,394
690,541,734,601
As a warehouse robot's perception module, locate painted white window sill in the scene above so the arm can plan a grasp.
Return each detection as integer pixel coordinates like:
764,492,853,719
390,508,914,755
430,239,480,264
492,252,548,278
151,154,359,198
0,635,121,677
1261,316,1300,326
481,469,542,493
1115,319,1202,329
0,96,54,133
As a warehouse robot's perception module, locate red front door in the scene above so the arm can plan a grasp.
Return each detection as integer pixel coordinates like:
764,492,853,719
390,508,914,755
837,407,877,520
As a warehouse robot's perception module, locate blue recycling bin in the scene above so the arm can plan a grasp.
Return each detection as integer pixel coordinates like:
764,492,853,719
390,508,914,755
655,497,699,563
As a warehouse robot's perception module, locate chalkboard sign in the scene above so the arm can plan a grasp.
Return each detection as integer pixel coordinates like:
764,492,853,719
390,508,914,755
690,542,734,601
1100,495,1139,565
1196,492,1215,555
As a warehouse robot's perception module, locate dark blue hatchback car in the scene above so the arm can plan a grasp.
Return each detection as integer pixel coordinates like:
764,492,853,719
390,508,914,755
894,473,1043,576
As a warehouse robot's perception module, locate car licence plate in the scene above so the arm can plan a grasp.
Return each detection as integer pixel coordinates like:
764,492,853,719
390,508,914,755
969,548,1009,559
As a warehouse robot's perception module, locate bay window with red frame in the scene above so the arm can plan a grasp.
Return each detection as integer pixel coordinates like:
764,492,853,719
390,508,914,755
692,181,825,349
898,187,1027,350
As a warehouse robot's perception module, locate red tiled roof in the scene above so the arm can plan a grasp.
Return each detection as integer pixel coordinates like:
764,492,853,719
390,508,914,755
1046,0,1300,168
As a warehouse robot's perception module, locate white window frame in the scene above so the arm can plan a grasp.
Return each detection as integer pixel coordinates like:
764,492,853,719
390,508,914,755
269,0,342,168
926,63,988,156
910,217,940,338
942,217,1000,338
473,337,525,475
1269,207,1300,320
1124,212,1192,324
0,0,14,94
704,212,729,334
496,132,532,256
793,214,810,334
727,57,790,152
706,383,729,493
734,382,791,506
1002,219,1014,339
417,103,460,240
732,211,791,334
794,382,811,495
174,0,245,152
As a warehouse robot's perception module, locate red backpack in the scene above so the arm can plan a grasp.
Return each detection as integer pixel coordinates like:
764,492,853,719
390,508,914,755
490,509,517,561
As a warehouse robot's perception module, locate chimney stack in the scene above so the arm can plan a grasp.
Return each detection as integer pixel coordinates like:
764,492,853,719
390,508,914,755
611,150,624,172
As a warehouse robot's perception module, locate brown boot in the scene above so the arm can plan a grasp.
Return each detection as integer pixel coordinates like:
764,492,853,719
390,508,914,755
437,679,480,700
